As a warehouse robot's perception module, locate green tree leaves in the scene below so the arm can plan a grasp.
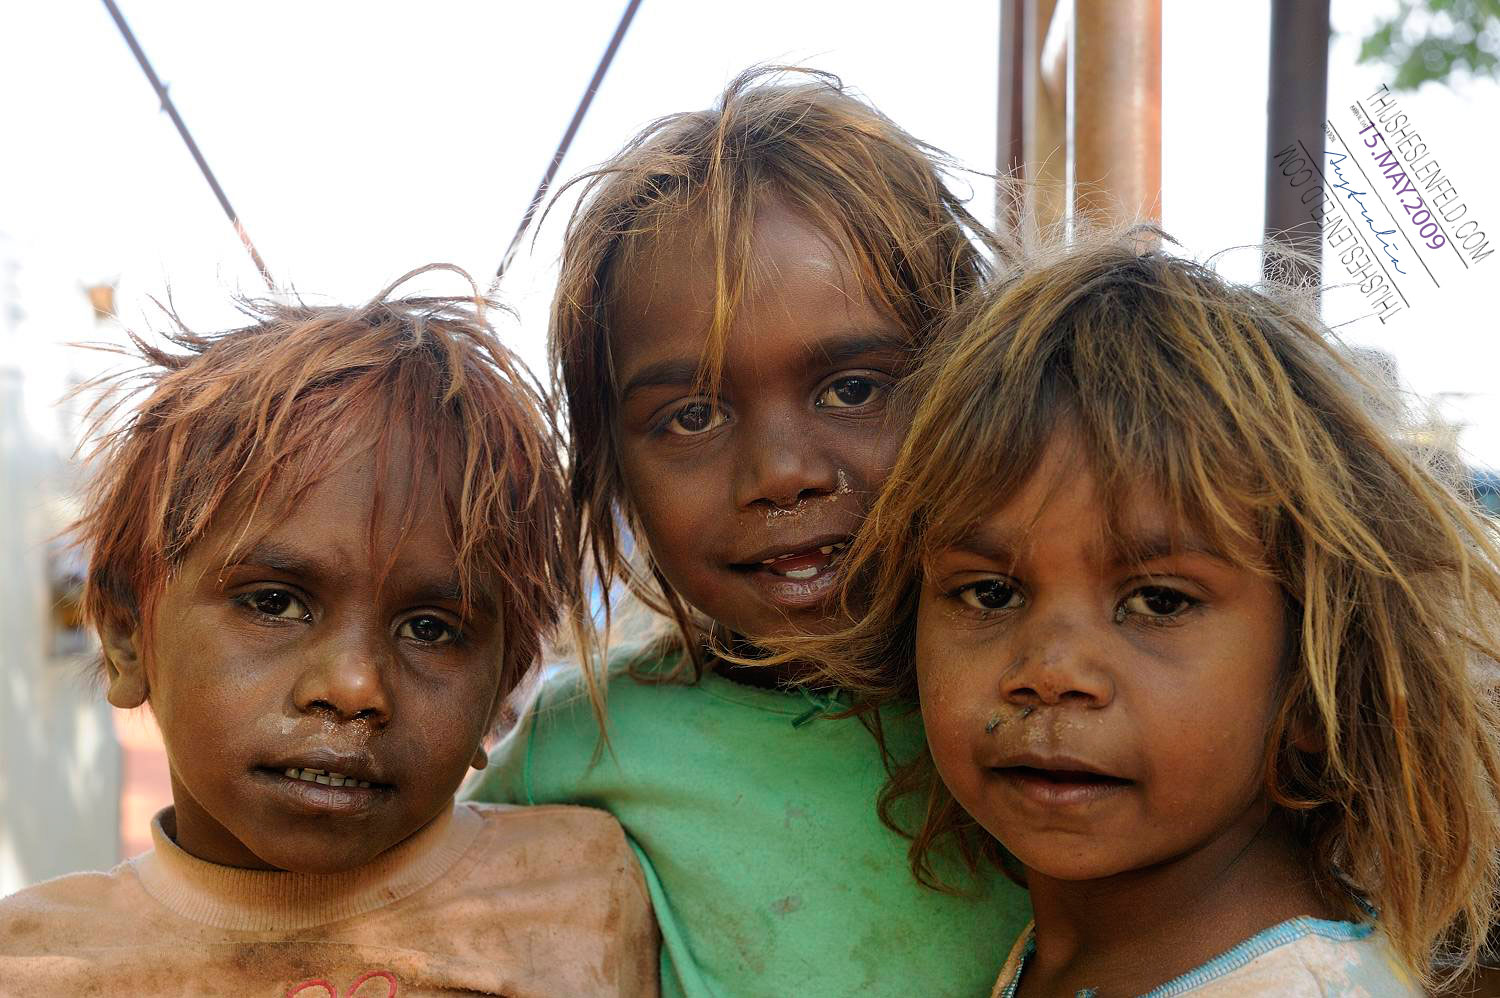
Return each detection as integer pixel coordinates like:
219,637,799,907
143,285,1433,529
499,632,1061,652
1358,0,1500,89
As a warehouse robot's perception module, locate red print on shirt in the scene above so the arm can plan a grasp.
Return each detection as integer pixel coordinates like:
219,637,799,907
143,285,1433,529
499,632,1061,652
286,968,399,997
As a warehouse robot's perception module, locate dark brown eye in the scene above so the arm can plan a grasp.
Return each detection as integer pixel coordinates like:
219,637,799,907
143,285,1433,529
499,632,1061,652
240,589,310,621
817,376,880,409
666,401,726,435
1120,586,1197,620
956,579,1023,611
399,615,456,644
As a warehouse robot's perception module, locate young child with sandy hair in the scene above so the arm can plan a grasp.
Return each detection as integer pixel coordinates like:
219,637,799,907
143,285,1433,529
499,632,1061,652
775,233,1500,995
467,68,1032,996
0,268,658,997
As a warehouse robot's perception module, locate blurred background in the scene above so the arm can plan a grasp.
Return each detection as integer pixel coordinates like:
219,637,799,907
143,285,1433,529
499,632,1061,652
1,0,1497,892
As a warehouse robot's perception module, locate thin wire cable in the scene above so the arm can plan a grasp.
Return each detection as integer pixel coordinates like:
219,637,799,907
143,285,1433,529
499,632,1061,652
100,0,275,290
490,0,643,291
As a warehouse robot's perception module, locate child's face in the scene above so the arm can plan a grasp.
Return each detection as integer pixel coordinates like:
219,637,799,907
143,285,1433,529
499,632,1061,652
611,199,910,641
107,446,505,873
915,430,1288,882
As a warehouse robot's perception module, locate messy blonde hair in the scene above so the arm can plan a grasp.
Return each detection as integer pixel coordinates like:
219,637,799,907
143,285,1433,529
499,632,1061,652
74,266,582,727
549,65,1009,680
787,232,1500,987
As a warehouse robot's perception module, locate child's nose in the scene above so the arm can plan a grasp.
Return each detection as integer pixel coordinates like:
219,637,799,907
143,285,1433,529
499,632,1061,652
291,631,394,725
733,412,840,510
1000,612,1116,710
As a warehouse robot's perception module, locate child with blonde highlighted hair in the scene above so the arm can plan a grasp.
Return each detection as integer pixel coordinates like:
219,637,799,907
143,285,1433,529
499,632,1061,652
0,269,657,996
779,234,1500,995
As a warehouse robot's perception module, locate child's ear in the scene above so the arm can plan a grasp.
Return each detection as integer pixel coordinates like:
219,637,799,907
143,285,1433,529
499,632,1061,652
99,620,148,709
469,746,489,771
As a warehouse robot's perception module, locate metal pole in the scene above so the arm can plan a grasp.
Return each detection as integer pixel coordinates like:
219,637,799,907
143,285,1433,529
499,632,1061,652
1029,0,1068,233
492,0,643,288
1072,0,1162,226
100,0,275,290
1263,0,1330,287
997,0,1027,229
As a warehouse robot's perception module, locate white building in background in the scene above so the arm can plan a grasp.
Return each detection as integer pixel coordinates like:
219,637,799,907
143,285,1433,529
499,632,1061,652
0,230,122,895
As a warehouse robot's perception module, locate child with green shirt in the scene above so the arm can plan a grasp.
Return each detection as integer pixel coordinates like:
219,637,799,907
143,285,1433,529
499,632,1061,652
468,67,1031,996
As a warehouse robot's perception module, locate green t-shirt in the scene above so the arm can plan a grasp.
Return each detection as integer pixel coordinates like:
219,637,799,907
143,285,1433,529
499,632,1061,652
466,653,1030,998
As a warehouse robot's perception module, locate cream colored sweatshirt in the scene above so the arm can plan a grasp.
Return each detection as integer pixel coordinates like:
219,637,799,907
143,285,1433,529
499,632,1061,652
0,801,658,997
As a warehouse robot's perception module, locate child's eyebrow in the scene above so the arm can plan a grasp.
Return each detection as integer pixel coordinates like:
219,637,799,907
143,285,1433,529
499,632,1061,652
411,580,498,618
942,525,1231,571
619,328,911,402
946,524,1024,565
618,358,701,401
227,541,323,578
1103,530,1229,569
226,542,495,614
807,328,911,367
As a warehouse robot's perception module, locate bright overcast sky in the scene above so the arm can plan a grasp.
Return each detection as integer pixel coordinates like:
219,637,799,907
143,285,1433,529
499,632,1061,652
2,0,1497,465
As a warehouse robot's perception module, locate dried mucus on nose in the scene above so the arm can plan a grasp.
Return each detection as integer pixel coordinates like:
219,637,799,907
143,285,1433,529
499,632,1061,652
763,469,854,521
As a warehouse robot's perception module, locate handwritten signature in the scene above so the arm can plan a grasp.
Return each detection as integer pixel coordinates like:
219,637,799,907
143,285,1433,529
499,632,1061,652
1327,152,1406,275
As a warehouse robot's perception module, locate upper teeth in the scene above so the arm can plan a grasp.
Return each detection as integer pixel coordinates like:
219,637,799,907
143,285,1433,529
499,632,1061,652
760,542,848,566
283,768,371,789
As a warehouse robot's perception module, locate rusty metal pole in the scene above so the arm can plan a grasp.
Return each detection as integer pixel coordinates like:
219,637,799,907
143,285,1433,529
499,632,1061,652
1263,0,1330,286
1027,0,1069,233
1072,0,1162,226
997,0,1027,229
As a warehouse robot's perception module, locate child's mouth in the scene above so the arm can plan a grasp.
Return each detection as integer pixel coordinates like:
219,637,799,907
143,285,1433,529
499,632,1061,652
281,767,375,790
993,765,1133,806
731,538,852,610
255,761,391,815
753,541,849,580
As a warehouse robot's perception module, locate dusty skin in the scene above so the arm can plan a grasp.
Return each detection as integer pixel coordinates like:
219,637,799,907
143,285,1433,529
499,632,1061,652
611,198,911,664
917,428,1335,997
